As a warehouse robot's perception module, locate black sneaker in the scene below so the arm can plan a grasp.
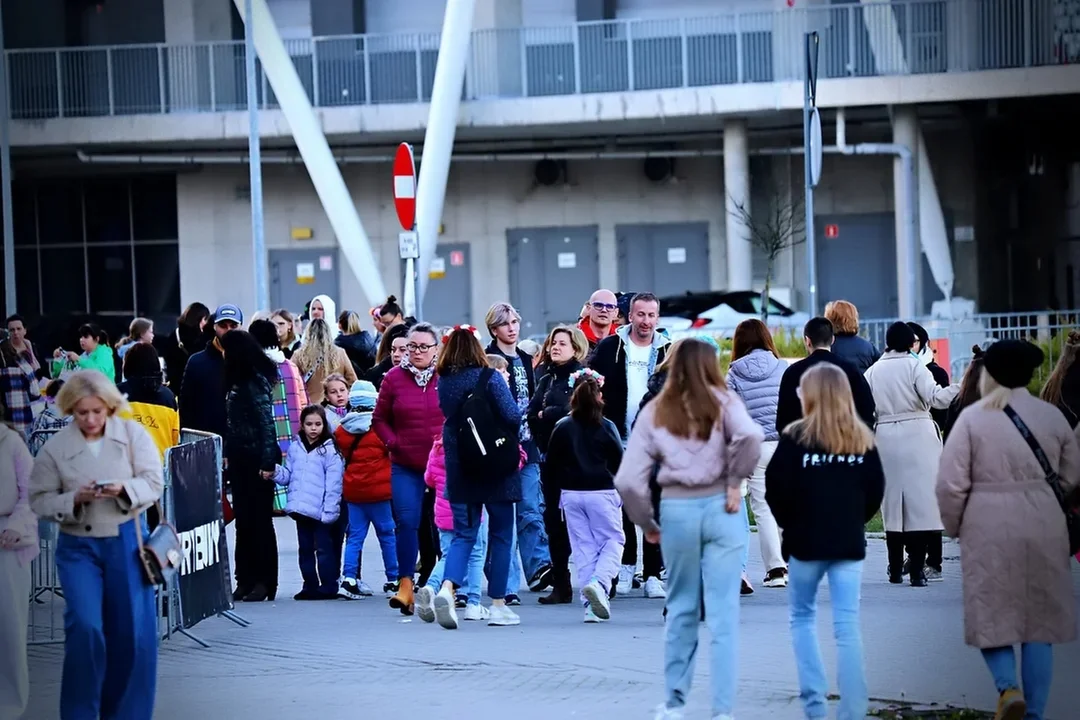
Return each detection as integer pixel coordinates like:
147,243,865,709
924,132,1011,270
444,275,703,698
763,568,788,588
505,593,521,606
528,565,554,592
382,582,398,597
455,594,467,608
340,579,363,600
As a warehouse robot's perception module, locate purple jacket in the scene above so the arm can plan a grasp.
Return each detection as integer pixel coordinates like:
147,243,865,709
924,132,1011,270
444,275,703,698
273,437,343,524
372,366,444,471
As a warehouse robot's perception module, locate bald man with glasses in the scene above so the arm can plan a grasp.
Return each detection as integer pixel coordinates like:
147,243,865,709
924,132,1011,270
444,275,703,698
578,289,619,352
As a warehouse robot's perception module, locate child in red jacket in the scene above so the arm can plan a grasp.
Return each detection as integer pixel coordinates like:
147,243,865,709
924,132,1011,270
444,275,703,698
336,380,398,600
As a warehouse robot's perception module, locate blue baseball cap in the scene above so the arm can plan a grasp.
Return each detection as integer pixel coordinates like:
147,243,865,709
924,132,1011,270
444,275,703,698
214,304,243,326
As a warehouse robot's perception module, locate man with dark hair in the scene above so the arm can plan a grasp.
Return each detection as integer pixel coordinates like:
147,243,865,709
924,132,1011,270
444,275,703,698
590,291,670,599
775,317,877,434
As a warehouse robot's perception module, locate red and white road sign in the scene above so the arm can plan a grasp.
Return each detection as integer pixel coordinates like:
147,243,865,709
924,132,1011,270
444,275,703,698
393,142,416,231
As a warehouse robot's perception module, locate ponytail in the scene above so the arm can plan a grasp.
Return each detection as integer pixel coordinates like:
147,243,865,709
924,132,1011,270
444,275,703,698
569,375,605,425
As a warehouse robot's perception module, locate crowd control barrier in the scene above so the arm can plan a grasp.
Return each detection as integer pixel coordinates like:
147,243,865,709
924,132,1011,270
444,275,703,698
27,427,249,647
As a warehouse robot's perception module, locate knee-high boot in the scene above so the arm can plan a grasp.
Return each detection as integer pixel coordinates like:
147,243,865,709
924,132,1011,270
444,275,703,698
886,531,905,584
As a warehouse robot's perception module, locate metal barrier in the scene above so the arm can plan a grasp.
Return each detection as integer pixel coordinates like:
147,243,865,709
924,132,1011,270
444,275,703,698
6,0,1071,120
26,428,247,647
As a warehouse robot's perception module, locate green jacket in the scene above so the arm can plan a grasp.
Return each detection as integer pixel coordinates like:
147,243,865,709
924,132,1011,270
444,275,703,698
51,344,116,382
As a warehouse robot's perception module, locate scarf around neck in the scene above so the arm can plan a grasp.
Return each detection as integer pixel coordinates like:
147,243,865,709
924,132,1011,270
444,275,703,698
401,357,436,388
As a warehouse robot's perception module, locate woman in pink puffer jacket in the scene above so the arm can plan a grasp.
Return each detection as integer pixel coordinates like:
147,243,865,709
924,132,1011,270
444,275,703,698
414,438,526,624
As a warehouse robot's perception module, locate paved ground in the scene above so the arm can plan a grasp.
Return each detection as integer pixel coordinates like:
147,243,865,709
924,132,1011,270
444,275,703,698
24,520,1080,720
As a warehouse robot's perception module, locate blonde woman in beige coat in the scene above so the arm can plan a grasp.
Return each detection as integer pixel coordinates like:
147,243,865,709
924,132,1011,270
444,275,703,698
0,414,37,720
937,339,1079,720
29,370,164,719
293,318,358,405
863,322,958,586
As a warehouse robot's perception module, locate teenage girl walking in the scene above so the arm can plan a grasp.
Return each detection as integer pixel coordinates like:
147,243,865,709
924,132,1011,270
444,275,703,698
269,405,345,600
544,369,625,623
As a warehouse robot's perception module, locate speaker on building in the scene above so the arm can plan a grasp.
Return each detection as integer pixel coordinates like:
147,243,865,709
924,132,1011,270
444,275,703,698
643,157,675,183
534,159,566,187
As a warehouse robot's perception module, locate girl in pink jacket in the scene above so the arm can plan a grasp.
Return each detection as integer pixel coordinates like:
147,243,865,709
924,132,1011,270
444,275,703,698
415,437,526,624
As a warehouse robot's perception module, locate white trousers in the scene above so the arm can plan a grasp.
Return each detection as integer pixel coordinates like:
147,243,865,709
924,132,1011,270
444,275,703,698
0,551,31,720
746,440,785,573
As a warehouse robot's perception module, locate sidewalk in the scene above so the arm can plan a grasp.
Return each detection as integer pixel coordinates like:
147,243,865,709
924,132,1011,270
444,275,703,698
25,521,1080,719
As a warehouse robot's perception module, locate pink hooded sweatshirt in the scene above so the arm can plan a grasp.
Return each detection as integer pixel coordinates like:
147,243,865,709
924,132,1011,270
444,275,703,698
424,437,526,532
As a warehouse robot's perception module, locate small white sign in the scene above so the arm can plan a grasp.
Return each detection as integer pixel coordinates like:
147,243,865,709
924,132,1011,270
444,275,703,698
296,263,315,284
667,247,687,264
557,252,577,269
319,255,333,271
429,257,446,276
954,225,975,242
398,231,419,260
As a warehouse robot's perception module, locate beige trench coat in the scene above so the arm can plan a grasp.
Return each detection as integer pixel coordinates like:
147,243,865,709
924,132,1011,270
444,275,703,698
864,351,959,532
937,388,1079,648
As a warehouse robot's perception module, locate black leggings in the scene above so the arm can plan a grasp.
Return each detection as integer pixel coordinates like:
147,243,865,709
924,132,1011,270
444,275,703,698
230,461,279,593
417,487,439,586
620,509,663,580
541,465,572,592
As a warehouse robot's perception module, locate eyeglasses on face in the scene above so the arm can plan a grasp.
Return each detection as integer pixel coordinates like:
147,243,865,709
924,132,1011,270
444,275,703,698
406,342,437,352
591,302,617,312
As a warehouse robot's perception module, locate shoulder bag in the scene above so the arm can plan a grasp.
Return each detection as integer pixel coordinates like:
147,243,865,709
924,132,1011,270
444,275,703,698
123,420,182,585
1003,405,1080,555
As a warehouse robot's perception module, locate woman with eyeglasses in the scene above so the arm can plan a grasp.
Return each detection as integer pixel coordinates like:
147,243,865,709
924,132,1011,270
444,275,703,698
373,322,446,615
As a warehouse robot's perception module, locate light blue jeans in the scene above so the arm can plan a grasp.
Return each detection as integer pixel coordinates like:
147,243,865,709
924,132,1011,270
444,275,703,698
516,461,551,579
426,515,488,606
659,493,746,717
788,558,867,720
741,498,751,571
981,643,1053,720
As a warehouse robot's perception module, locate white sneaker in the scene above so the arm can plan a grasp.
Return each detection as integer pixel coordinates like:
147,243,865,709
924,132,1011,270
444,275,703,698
582,580,611,620
653,705,685,720
339,578,363,600
584,605,608,623
763,568,788,589
644,577,667,599
616,564,636,596
433,587,458,630
487,604,521,626
415,585,436,624
357,580,375,597
464,604,490,621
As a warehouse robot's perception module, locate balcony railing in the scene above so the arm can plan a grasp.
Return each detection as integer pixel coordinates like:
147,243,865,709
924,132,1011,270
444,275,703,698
6,0,1074,121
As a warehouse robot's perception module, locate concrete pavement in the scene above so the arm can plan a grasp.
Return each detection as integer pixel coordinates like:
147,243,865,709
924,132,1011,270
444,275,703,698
24,519,1080,719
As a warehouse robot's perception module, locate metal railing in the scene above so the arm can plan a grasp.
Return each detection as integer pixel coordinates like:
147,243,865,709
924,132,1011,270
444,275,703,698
7,0,1072,121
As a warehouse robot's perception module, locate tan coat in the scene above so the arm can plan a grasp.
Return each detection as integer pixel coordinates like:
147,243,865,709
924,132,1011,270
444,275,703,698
864,351,959,532
29,417,164,538
295,346,357,405
937,388,1079,648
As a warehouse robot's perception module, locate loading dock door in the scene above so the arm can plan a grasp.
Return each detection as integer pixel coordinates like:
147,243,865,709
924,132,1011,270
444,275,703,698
507,226,600,335
616,222,710,296
815,213,898,319
269,248,340,317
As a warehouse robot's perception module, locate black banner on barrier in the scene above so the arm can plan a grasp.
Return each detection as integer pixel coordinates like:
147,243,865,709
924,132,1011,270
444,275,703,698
168,438,231,629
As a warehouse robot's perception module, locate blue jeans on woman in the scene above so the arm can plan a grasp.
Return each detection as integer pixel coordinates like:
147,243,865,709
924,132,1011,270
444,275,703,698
54,519,158,720
788,558,867,720
446,501,515,599
981,643,1053,720
658,493,746,717
390,464,426,580
427,515,488,605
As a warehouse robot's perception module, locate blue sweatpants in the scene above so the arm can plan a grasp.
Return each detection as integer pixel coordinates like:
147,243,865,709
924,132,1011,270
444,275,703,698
54,519,158,720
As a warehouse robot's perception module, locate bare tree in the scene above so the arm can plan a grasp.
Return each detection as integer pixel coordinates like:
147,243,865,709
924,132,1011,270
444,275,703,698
729,185,806,323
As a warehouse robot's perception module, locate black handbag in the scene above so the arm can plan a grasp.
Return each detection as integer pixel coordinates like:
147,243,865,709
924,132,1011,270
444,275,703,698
1003,405,1080,555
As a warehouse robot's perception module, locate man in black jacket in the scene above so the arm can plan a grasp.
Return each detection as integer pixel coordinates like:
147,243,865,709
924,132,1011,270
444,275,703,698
775,317,877,435
589,292,671,599
179,304,242,437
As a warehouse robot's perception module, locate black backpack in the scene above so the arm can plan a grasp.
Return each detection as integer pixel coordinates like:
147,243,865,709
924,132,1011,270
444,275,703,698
455,368,521,480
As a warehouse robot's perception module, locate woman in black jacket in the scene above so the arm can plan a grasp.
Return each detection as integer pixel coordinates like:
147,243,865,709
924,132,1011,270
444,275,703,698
526,325,588,604
221,330,282,602
160,302,210,390
825,300,880,375
765,363,885,720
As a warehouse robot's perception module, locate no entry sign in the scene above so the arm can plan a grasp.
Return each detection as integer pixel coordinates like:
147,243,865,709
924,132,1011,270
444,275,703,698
393,143,416,230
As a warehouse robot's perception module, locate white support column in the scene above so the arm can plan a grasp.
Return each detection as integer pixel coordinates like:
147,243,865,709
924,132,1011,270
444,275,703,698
892,105,920,317
416,0,477,306
232,0,387,308
724,119,753,291
165,0,232,111
470,0,523,98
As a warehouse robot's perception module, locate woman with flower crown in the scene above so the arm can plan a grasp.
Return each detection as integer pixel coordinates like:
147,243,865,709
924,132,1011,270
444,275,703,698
526,325,591,605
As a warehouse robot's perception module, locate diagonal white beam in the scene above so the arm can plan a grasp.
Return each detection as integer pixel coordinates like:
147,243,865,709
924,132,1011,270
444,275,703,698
232,0,386,307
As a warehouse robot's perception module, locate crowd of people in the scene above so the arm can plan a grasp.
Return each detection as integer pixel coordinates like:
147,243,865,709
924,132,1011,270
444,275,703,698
1,288,1079,720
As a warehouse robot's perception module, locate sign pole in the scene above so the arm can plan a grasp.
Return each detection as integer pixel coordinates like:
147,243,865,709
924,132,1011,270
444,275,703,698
0,2,15,317
393,143,422,321
803,31,820,316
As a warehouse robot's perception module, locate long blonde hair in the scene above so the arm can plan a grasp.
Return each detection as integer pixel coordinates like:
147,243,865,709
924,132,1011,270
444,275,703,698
785,364,874,455
1040,330,1080,408
293,318,337,373
653,339,726,441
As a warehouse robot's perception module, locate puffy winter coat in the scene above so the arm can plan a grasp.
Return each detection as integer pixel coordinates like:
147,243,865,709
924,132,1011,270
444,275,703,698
335,413,391,504
224,373,280,471
373,366,444,471
727,349,786,442
274,437,344,524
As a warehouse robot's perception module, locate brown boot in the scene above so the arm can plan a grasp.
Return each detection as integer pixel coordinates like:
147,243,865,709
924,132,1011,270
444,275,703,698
995,688,1026,720
389,577,414,615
